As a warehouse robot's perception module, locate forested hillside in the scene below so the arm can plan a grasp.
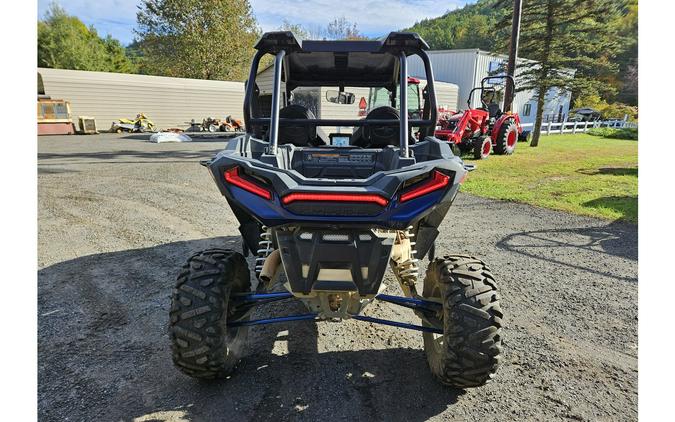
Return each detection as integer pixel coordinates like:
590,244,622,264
406,0,637,106
406,0,507,52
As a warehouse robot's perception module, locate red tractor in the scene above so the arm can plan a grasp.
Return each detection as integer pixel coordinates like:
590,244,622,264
435,75,522,159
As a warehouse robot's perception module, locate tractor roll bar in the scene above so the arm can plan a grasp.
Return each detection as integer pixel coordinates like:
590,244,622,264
467,86,496,109
482,74,515,91
467,75,516,109
246,48,439,158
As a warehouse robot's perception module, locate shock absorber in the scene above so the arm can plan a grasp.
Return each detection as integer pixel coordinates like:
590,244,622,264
392,226,420,291
255,226,273,279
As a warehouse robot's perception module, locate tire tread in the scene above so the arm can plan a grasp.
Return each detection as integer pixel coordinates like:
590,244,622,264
494,119,517,155
169,248,250,379
423,254,503,388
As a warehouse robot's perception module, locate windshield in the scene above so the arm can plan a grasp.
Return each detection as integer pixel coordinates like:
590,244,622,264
368,84,421,115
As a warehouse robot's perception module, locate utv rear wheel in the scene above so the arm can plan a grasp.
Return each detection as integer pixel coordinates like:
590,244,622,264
422,255,503,388
494,120,518,155
170,248,252,379
472,136,492,159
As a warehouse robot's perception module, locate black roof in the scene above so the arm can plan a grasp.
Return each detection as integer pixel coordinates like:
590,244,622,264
254,32,430,89
254,31,429,53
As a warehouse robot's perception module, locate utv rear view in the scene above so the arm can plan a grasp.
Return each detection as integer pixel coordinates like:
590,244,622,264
169,31,503,388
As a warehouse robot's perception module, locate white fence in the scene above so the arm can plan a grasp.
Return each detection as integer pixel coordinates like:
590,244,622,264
520,119,637,135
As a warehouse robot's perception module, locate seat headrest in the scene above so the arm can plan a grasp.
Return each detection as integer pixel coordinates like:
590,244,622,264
487,103,501,118
279,104,317,146
364,106,400,148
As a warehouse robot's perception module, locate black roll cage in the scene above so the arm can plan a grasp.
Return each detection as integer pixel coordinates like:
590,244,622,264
242,32,438,158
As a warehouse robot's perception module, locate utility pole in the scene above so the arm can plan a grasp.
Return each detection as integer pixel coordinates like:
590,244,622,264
504,0,522,112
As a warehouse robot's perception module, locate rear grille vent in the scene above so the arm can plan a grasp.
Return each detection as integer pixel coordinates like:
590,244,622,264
322,234,350,242
285,202,384,216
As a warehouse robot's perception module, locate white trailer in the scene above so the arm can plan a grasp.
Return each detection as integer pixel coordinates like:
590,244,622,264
407,49,576,127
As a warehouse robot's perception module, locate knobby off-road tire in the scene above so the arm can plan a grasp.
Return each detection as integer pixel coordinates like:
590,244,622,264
170,248,252,379
422,255,503,388
472,136,492,159
494,119,518,155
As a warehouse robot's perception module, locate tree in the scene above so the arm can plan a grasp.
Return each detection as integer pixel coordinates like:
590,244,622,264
124,40,146,73
135,0,260,81
279,20,309,40
561,0,637,106
102,36,138,74
324,17,366,40
407,0,507,51
38,3,137,73
613,0,638,105
503,0,622,147
406,0,636,107
279,17,366,41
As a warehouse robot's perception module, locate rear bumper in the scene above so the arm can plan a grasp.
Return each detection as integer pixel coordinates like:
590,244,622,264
224,180,456,229
210,154,463,229
275,227,395,295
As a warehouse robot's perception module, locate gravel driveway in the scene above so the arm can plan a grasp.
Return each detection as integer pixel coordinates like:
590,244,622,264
38,134,637,421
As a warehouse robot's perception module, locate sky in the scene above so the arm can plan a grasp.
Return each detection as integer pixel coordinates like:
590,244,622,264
37,0,471,46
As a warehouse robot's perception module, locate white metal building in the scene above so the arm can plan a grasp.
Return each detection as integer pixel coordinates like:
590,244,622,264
38,68,245,130
407,49,575,126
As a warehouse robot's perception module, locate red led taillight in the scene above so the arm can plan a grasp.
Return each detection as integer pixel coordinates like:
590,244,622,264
281,192,389,207
399,171,450,203
224,167,271,200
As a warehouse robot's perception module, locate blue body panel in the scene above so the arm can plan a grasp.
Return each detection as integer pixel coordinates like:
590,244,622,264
227,183,455,228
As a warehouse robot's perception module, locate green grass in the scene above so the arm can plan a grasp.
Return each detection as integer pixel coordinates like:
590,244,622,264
462,133,637,222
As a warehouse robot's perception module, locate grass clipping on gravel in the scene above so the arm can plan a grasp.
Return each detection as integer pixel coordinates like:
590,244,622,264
462,133,637,223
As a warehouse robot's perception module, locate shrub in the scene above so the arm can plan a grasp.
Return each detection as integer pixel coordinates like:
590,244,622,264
587,127,638,140
573,94,638,122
